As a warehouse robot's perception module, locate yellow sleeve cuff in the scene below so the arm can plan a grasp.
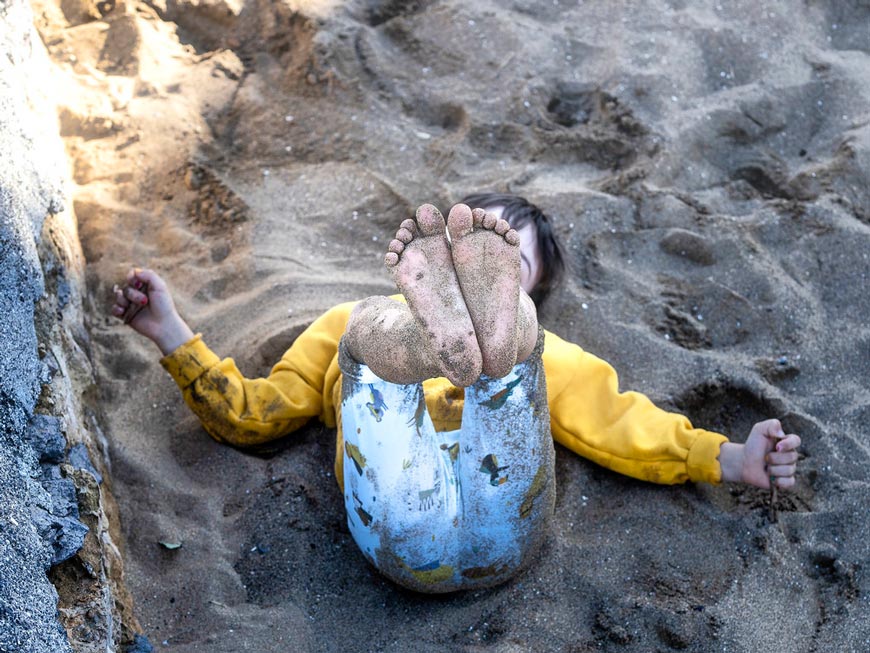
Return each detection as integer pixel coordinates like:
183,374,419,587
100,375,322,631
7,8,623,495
686,429,729,484
159,334,222,389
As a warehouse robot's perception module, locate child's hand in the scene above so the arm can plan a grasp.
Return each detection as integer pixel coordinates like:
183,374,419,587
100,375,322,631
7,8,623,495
111,268,194,355
742,419,801,489
719,419,801,489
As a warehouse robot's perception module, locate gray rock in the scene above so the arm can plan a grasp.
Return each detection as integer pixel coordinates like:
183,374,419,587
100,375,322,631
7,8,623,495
31,508,90,567
31,467,86,566
125,633,155,653
25,414,66,463
0,443,72,653
68,442,103,484
39,476,80,518
0,0,79,650
40,462,64,481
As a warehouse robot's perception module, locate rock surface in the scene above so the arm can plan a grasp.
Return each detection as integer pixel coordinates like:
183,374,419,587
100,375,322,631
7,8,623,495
1,1,144,650
0,2,75,650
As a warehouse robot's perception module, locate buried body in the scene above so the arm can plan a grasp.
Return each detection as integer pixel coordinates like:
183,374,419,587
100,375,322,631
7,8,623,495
111,195,801,592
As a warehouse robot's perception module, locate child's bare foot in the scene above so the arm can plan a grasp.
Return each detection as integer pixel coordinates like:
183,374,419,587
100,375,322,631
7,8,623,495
447,204,537,378
385,204,482,386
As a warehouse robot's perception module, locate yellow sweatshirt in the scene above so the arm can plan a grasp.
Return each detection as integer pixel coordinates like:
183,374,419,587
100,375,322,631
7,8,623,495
160,300,727,488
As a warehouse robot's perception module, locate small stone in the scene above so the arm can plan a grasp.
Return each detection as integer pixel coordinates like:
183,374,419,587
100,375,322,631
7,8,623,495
159,541,183,550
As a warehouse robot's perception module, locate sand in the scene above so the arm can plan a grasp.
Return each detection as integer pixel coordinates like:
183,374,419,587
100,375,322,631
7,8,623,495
32,0,870,650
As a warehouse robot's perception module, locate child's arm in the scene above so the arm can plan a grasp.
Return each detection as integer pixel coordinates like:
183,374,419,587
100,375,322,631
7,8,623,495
542,331,801,488
111,268,194,355
111,268,348,447
718,419,801,489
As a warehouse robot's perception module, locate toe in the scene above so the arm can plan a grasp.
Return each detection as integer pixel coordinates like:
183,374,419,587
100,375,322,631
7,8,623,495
471,207,486,228
395,227,414,244
399,218,416,235
505,229,520,246
384,252,399,267
446,203,473,241
388,239,404,255
482,211,498,230
415,203,446,236
494,218,510,235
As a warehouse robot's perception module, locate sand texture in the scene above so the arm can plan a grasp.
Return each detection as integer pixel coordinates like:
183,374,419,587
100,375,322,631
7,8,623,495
33,0,870,650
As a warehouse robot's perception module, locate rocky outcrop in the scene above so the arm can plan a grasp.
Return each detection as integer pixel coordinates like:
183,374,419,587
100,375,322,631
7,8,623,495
0,1,142,650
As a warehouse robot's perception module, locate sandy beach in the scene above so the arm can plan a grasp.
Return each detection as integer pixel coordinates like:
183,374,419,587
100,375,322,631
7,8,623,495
31,0,870,650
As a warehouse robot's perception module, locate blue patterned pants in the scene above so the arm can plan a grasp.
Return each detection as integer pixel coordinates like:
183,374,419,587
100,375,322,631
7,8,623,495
338,329,555,593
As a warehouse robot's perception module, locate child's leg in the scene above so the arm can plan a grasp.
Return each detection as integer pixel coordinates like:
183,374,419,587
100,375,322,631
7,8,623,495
338,201,545,592
343,296,442,386
456,327,555,587
339,332,554,593
339,339,465,593
376,203,483,387
347,203,537,388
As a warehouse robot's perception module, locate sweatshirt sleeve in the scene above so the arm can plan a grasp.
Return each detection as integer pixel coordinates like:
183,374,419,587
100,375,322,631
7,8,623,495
542,331,728,485
159,301,355,447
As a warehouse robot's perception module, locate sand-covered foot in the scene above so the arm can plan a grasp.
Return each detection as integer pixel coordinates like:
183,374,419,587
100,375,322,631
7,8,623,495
448,204,534,378
384,204,482,386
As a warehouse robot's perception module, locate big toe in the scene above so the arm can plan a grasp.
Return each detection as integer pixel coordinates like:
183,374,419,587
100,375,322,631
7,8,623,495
446,203,473,242
415,203,447,236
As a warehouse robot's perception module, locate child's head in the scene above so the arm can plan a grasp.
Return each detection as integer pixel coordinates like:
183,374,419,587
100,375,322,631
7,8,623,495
459,192,565,304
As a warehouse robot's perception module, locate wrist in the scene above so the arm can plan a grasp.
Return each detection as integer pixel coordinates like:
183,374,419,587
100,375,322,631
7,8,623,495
155,314,195,356
717,442,744,484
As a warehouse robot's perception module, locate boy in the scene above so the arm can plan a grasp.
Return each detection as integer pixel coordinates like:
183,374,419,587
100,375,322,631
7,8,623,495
111,197,801,592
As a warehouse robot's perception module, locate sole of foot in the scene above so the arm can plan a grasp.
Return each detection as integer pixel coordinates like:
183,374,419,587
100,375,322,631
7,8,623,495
447,204,522,379
385,203,483,386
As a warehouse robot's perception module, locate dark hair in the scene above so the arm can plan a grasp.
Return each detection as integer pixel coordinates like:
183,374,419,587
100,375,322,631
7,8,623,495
459,192,565,305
